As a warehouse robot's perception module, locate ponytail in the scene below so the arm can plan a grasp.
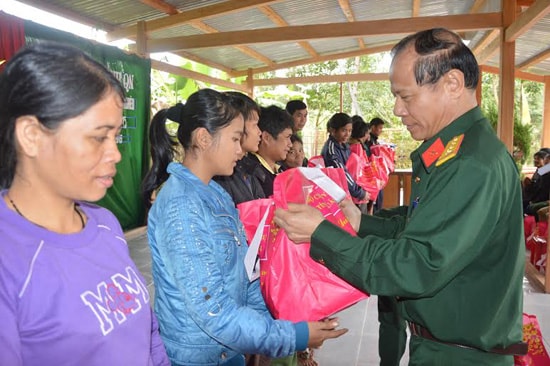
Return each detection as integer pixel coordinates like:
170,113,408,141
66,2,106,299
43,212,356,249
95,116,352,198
141,105,182,206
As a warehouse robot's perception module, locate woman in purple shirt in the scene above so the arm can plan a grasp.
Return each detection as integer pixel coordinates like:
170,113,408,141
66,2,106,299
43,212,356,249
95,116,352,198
0,42,168,366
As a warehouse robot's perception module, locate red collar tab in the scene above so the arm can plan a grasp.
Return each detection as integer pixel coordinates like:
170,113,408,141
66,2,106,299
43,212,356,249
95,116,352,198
421,138,444,168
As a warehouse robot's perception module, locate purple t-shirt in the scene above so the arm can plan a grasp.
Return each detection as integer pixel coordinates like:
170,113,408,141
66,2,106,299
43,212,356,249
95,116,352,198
0,193,168,366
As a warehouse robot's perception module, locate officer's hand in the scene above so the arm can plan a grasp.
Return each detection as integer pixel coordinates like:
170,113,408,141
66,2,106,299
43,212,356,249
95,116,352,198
306,317,348,349
274,203,324,243
339,199,361,232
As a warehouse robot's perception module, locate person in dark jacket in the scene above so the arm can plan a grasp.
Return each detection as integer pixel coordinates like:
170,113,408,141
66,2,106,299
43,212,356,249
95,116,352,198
214,92,266,205
248,105,294,197
321,112,367,202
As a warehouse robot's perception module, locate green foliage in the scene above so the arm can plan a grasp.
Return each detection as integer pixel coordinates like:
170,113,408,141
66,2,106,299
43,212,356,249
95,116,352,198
480,73,540,166
151,53,544,171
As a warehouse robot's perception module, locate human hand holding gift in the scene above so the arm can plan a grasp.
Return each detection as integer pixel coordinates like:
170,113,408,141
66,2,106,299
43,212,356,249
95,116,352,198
274,198,362,242
273,203,324,243
240,167,368,322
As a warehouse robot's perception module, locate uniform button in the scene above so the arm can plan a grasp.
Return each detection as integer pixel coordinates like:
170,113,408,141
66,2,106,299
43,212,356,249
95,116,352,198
319,258,325,265
414,177,420,183
221,352,227,359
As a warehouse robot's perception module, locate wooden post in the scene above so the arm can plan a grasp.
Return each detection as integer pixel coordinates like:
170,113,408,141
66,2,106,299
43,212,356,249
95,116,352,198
339,82,343,112
497,0,516,153
543,76,550,148
136,21,148,57
247,68,254,98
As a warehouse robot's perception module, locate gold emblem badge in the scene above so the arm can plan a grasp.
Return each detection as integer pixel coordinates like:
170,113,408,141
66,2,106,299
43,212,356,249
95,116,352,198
436,134,464,166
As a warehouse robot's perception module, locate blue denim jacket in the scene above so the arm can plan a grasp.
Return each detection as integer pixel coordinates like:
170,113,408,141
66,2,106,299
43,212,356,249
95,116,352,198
148,163,307,365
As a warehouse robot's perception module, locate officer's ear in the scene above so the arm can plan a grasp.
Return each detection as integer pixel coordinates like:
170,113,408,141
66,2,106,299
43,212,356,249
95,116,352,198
443,69,465,99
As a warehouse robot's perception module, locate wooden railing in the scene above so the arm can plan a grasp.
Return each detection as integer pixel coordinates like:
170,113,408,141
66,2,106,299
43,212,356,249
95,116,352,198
381,169,412,208
385,168,550,293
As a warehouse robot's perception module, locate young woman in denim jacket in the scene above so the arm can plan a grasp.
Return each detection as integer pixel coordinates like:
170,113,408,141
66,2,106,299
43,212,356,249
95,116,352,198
142,89,347,366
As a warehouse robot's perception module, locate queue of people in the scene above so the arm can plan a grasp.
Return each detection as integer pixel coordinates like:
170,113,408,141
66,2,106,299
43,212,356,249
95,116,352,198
0,27,530,366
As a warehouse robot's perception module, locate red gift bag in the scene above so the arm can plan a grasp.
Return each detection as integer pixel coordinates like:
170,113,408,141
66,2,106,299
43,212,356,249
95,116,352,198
346,152,376,204
515,313,550,366
371,144,396,175
238,168,369,321
307,155,325,168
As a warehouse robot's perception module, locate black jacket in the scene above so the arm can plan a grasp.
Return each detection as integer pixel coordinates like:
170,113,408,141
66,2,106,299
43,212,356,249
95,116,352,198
214,155,266,205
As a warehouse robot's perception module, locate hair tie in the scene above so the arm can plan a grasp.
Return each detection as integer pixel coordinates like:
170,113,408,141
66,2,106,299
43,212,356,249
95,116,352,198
166,103,184,123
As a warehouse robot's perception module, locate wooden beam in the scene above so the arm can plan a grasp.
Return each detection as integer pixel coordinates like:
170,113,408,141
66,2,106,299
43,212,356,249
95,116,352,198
471,29,499,56
480,65,545,82
254,72,389,86
258,5,318,57
475,36,501,65
173,51,236,75
505,0,550,42
140,0,178,15
147,12,502,52
150,59,246,92
106,0,281,41
230,43,395,77
518,48,550,70
412,0,421,17
337,0,366,48
189,20,275,67
469,0,488,13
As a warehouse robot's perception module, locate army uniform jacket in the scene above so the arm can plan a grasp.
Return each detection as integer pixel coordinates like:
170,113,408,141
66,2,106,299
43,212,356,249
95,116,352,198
310,107,524,354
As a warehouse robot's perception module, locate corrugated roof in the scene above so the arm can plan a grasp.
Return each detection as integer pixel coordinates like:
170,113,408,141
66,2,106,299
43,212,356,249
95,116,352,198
12,0,550,80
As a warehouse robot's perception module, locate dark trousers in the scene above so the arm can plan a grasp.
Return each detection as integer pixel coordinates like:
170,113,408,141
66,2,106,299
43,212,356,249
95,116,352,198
378,296,407,366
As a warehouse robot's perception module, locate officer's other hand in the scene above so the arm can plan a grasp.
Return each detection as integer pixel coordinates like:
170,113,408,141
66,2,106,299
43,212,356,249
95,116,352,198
339,199,361,232
306,317,348,349
274,203,324,243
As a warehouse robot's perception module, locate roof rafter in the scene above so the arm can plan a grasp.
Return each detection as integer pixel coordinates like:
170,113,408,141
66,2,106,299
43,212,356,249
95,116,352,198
254,72,389,86
189,20,275,67
137,0,275,70
518,47,550,70
230,43,395,77
337,0,366,48
258,5,318,57
147,12,502,53
505,0,550,42
412,0,421,17
106,0,282,41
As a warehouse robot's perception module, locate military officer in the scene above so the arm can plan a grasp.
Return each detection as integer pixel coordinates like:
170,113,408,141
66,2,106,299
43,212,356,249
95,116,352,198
274,28,525,365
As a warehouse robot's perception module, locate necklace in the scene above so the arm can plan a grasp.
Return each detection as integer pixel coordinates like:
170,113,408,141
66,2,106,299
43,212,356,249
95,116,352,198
6,193,85,229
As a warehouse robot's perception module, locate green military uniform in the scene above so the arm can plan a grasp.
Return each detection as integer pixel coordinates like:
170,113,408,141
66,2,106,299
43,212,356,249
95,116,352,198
374,206,409,365
310,107,524,365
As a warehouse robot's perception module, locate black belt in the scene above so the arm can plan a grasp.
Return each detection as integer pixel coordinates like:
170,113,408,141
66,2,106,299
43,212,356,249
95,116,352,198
408,322,527,356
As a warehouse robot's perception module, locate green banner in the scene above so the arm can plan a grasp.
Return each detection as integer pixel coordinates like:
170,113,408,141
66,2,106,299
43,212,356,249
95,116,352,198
24,21,151,230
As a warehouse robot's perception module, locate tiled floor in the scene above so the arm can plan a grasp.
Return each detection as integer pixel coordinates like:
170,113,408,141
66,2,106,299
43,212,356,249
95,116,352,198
127,228,550,365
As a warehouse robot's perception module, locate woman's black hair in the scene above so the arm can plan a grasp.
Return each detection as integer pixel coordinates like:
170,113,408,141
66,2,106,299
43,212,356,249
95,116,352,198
351,118,369,139
327,112,352,131
141,88,241,206
0,41,125,189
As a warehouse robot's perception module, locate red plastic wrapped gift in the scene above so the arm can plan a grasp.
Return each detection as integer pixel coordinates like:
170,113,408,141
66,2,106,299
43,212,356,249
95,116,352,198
346,152,377,203
238,168,369,322
515,313,550,366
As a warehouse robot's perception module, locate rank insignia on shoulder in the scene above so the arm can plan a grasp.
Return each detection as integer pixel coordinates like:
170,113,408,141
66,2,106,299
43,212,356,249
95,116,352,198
436,134,464,167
